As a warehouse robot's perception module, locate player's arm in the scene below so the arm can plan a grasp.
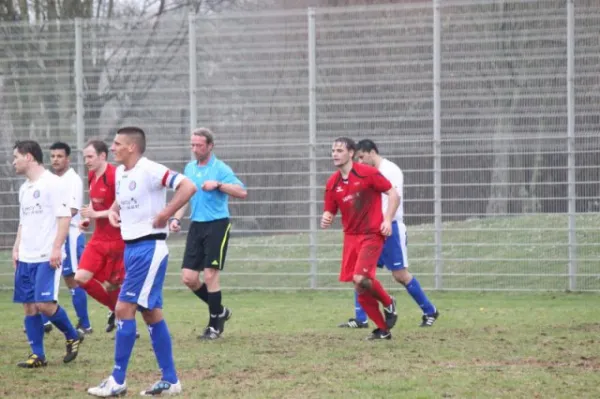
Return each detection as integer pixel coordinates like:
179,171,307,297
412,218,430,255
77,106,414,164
50,182,72,268
12,224,22,268
382,187,400,224
170,202,188,232
153,167,198,228
203,165,247,199
370,172,397,236
321,185,338,229
107,199,121,228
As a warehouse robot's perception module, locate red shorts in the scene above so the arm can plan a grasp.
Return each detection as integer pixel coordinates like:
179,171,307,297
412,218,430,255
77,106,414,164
79,239,125,285
339,234,385,282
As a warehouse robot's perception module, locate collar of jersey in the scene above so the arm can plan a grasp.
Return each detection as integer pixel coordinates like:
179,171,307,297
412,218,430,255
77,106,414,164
195,154,217,168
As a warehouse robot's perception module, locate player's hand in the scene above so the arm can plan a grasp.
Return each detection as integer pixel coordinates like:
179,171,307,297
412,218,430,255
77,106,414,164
169,218,181,233
201,180,220,191
108,210,121,228
153,210,170,228
12,247,18,269
80,205,97,219
49,247,62,269
320,211,333,229
380,219,392,237
79,218,91,232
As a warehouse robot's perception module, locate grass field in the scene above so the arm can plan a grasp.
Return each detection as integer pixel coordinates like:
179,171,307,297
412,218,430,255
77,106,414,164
1,214,600,397
2,290,600,398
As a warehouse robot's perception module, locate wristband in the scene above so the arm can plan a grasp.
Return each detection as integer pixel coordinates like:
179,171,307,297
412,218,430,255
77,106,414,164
169,217,180,225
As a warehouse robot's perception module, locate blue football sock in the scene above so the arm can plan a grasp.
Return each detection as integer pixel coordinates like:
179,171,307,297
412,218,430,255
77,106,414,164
24,314,45,359
405,277,436,315
47,305,79,340
149,320,178,384
71,287,91,329
354,291,368,323
112,319,137,385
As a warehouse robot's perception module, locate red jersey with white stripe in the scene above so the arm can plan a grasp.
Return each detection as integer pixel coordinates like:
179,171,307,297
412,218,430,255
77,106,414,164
324,162,392,235
88,163,122,242
115,157,185,241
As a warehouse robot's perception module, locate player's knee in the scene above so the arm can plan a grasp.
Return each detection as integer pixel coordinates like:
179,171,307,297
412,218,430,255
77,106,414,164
181,271,199,289
115,301,136,320
36,302,57,316
393,269,412,286
64,275,77,289
74,271,91,286
141,308,163,325
353,275,372,290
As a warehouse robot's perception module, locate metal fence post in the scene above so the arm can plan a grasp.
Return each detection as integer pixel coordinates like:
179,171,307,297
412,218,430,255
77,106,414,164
74,19,85,178
433,0,443,290
189,13,197,132
308,8,318,289
567,0,577,291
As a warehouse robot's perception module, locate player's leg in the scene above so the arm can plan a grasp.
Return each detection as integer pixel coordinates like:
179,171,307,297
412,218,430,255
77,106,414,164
353,234,394,339
181,222,210,312
76,240,117,332
64,232,92,333
200,219,232,340
34,261,84,363
387,223,439,327
89,241,149,397
104,240,126,333
338,235,369,328
14,261,47,368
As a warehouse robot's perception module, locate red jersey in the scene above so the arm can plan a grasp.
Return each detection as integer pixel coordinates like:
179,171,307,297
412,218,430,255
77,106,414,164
324,162,392,235
88,163,122,242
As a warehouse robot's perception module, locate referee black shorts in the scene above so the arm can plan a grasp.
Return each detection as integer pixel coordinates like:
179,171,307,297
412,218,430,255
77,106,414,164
182,218,231,271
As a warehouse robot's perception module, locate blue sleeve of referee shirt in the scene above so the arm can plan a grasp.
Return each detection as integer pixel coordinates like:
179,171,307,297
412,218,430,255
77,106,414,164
219,164,244,188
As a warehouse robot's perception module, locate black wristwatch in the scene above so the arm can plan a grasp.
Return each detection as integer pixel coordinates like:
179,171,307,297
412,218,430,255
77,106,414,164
216,182,222,190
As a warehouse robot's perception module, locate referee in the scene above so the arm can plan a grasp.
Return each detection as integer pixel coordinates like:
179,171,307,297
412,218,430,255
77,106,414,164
170,127,247,340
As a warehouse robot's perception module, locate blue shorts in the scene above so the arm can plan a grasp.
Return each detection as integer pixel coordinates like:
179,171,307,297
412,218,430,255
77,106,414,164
119,240,169,310
62,232,85,277
377,221,408,271
13,261,61,303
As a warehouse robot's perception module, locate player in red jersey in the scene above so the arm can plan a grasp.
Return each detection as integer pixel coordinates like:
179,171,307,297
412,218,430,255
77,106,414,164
321,137,401,340
74,139,125,333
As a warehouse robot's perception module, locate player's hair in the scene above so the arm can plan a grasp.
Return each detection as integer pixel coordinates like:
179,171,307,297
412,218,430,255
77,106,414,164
117,126,146,154
49,141,71,156
14,140,43,164
356,139,379,154
333,137,356,153
84,139,109,156
192,127,214,146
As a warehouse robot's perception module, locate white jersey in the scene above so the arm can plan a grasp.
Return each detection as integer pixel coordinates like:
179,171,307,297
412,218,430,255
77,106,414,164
378,158,404,224
60,167,83,231
18,170,71,263
116,157,185,241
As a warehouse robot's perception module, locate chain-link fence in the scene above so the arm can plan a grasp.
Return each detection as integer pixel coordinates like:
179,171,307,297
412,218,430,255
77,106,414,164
0,0,598,291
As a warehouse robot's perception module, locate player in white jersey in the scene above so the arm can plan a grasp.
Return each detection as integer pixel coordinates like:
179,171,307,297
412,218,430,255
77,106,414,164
337,139,439,329
12,140,84,368
88,127,197,397
43,142,91,334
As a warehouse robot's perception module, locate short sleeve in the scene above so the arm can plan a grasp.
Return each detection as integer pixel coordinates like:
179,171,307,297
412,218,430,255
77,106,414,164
368,172,392,193
146,159,185,190
51,178,72,218
218,163,244,187
69,174,84,211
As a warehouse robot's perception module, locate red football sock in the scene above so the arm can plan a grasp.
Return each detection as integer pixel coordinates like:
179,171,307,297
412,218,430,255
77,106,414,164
81,279,113,310
357,291,388,331
108,287,120,311
370,278,392,307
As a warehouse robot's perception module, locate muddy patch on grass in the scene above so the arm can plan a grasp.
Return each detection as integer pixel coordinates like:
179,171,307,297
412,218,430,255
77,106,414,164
437,356,600,370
